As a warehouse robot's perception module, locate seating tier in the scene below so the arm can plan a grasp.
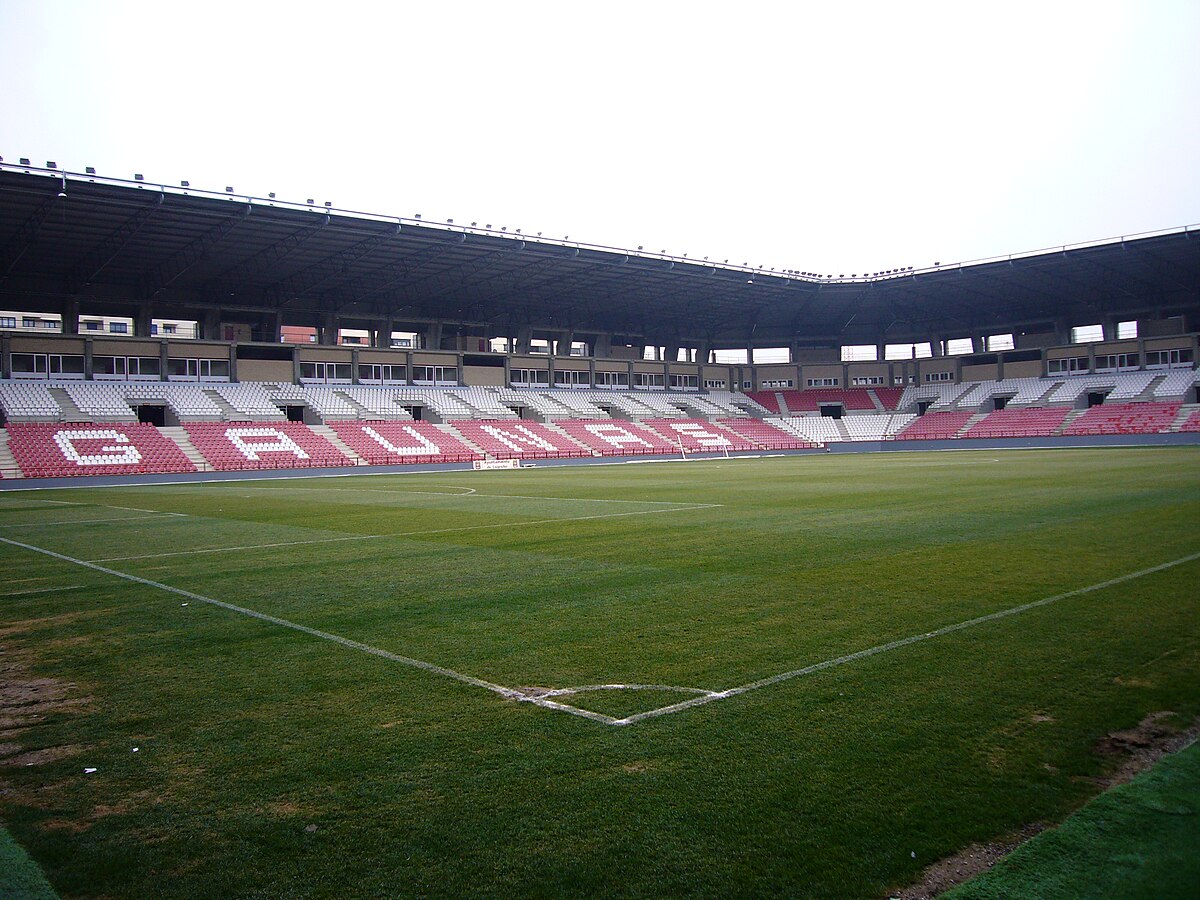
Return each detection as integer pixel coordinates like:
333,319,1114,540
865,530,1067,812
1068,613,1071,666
963,407,1071,438
449,420,589,460
7,423,196,477
640,419,756,451
328,421,481,465
895,411,975,440
554,420,678,455
185,422,353,470
1061,402,1181,436
716,418,818,449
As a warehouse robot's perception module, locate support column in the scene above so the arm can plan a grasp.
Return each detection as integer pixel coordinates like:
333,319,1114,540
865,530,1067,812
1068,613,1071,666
556,330,574,357
62,297,80,335
202,308,221,341
318,313,338,346
594,333,612,358
516,325,532,355
135,304,153,338
265,310,283,344
425,321,444,351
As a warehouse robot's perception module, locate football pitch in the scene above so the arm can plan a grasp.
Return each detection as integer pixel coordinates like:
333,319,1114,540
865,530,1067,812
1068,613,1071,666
1,447,1198,897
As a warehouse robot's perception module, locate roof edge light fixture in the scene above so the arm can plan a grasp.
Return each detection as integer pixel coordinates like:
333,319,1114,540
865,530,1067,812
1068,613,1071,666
85,166,95,175
134,173,144,181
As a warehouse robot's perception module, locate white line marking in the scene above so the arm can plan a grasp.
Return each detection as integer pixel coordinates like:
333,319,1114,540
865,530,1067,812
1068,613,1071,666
0,514,183,529
1,533,1195,729
0,535,529,701
86,504,721,562
229,485,706,506
611,549,1200,725
0,584,84,598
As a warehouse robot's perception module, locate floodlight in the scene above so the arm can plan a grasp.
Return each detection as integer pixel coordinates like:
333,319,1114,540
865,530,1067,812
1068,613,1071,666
134,174,144,181
19,158,30,165
447,218,454,224
268,192,275,198
225,186,234,193
46,161,57,169
324,201,332,208
307,199,315,205
181,180,190,187
85,167,95,174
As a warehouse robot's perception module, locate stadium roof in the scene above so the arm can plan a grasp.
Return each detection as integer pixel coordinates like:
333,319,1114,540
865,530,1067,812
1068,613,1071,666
1,162,1198,348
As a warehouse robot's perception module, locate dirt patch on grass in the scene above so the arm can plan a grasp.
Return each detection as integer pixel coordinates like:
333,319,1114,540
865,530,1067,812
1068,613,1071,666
0,611,91,639
891,711,1198,899
890,822,1045,900
0,744,86,767
0,677,75,707
1091,710,1200,789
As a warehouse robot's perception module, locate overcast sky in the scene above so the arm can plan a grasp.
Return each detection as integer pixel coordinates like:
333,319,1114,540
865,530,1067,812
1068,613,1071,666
2,0,1197,275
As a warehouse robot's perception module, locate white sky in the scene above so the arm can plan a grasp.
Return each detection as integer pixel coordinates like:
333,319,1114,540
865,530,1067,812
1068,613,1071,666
1,0,1198,275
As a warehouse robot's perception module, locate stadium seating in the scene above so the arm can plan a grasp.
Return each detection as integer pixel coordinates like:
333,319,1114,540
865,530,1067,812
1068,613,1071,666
329,421,482,465
0,382,61,419
555,419,679,456
894,411,975,440
716,418,818,449
640,419,755,451
1046,373,1156,405
452,387,520,419
962,407,1071,438
1061,402,1181,436
778,389,877,413
184,422,354,470
871,388,904,410
745,391,782,414
450,420,589,459
7,423,196,477
841,413,915,440
773,416,842,444
1180,409,1200,432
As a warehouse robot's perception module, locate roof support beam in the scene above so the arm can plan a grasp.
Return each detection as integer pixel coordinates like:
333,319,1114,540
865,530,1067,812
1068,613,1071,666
206,212,330,290
69,193,165,290
139,203,251,300
263,223,401,307
0,192,63,284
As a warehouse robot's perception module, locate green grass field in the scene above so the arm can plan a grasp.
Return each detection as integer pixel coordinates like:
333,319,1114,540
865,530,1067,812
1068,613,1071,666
0,447,1198,898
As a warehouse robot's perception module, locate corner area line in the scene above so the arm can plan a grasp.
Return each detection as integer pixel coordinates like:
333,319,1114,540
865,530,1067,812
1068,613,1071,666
614,549,1200,725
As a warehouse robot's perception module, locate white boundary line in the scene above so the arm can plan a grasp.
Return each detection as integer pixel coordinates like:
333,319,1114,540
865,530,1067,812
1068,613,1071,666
0,514,183,529
226,484,708,506
86,504,721,562
2,531,1196,728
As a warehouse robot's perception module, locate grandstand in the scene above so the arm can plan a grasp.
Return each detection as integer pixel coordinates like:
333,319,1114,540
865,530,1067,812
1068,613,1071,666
0,370,1197,478
0,160,1194,482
